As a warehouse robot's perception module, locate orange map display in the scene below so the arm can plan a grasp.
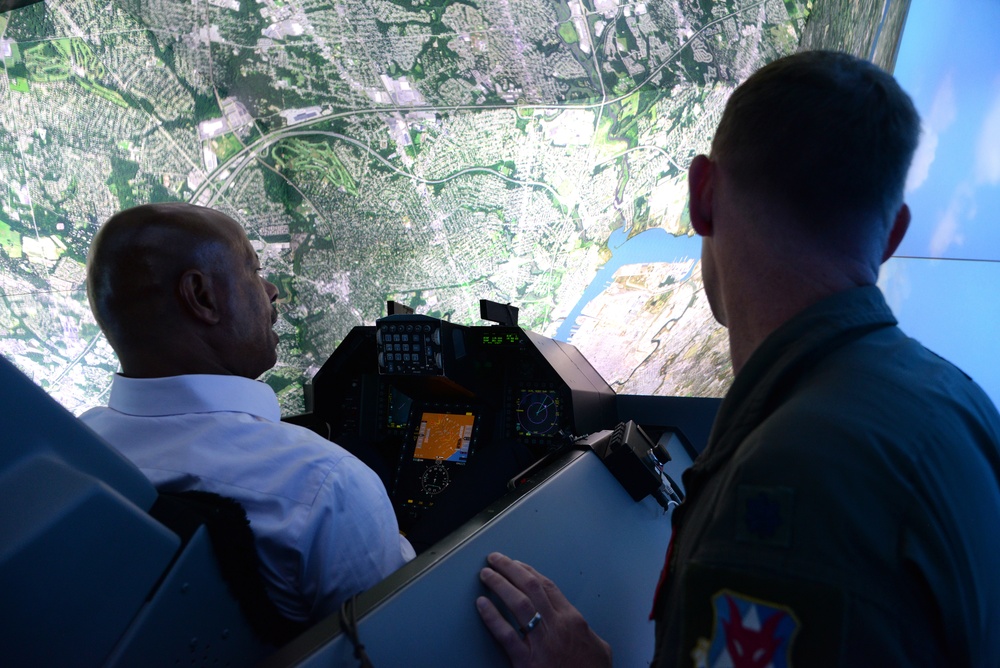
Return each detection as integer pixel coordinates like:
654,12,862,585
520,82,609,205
414,412,475,463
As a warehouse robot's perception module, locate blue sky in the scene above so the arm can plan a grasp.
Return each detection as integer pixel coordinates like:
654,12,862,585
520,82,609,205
880,0,1000,404
892,0,1000,261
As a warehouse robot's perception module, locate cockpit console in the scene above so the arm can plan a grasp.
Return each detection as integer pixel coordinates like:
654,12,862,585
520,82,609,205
308,302,618,547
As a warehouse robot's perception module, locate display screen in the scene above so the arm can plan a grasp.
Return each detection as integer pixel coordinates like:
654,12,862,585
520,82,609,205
385,385,413,431
481,332,521,348
413,412,475,464
1,0,933,417
516,389,562,437
875,0,1000,406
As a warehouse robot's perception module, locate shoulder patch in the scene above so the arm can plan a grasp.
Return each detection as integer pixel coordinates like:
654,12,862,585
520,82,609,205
736,485,793,548
694,590,799,668
681,562,844,668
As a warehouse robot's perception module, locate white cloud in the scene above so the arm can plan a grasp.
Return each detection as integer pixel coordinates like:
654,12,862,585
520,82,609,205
906,72,957,194
877,258,911,315
928,71,958,129
974,80,1000,185
906,124,938,193
920,78,1000,257
928,182,973,257
929,206,961,256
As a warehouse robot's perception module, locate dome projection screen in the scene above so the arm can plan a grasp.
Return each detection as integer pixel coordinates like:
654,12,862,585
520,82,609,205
0,0,902,415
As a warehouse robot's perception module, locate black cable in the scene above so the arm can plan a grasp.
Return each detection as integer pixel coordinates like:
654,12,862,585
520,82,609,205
339,595,375,668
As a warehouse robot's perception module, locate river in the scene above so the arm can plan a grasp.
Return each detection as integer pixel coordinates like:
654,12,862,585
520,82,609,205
554,227,702,342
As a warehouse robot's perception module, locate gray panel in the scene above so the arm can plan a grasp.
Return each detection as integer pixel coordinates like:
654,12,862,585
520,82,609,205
269,450,673,668
0,355,157,510
106,526,272,667
0,457,180,667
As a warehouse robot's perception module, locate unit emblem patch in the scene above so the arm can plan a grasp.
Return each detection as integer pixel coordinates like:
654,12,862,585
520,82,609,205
692,590,800,668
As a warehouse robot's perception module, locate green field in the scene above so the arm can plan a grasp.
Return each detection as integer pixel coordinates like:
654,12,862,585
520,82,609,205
211,133,244,163
9,75,29,92
21,38,127,106
557,21,579,44
271,138,358,197
0,221,23,258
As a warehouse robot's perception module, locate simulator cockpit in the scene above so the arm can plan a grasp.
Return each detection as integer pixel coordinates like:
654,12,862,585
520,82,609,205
1,298,714,667
303,300,619,549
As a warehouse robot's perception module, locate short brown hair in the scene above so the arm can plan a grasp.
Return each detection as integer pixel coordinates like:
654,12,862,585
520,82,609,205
711,50,920,232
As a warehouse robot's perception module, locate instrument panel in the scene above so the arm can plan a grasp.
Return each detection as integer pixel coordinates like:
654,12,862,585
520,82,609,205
309,314,617,549
513,388,564,440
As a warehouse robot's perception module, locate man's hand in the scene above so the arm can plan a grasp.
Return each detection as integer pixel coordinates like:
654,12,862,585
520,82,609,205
476,552,613,668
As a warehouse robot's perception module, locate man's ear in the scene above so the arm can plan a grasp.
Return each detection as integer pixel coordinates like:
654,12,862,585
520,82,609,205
178,269,222,325
882,203,911,263
688,154,714,237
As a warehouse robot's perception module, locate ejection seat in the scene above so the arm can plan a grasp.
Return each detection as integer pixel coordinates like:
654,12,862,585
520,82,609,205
0,355,278,666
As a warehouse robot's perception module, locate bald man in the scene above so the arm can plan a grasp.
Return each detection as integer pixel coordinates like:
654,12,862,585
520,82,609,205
476,52,1000,666
80,203,414,625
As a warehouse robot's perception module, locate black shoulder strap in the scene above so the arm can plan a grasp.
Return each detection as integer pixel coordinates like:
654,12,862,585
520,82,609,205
150,490,307,646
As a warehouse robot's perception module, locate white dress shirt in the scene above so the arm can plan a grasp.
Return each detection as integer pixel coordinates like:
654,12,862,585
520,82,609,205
79,374,415,623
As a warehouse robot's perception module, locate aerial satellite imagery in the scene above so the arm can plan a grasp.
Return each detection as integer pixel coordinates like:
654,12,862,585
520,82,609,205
0,0,910,415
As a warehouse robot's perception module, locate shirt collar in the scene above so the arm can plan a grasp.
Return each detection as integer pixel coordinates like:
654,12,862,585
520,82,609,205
699,285,897,471
736,284,897,390
107,374,281,422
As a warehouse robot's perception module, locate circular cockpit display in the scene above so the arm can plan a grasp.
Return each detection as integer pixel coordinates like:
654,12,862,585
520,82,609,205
420,461,450,495
516,390,562,436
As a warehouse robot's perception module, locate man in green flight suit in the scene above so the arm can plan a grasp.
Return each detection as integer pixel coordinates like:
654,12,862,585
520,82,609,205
475,50,1000,667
